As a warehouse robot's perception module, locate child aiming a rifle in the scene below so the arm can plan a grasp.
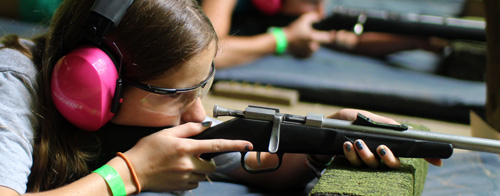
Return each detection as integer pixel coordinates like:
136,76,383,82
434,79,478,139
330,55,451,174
0,0,440,195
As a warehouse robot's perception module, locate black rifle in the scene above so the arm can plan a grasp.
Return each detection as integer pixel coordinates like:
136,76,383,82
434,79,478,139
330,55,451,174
192,105,500,173
313,7,486,41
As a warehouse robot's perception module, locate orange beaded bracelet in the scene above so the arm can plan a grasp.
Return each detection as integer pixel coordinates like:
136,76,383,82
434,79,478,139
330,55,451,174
116,152,142,195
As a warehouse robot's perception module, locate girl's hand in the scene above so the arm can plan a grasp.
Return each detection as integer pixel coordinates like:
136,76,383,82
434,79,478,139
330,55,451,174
328,109,442,168
124,122,253,192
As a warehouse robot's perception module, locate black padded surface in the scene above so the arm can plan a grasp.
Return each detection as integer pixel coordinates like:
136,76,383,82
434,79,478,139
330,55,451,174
0,17,47,38
215,48,485,123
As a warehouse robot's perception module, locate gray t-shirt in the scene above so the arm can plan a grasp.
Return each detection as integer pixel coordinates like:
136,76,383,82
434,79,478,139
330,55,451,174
0,40,39,194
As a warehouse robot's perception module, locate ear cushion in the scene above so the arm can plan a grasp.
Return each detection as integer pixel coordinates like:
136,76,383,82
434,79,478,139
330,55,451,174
252,0,281,15
51,45,118,131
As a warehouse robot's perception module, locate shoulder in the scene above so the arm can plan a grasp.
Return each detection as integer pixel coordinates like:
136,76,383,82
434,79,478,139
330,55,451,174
0,39,39,80
0,39,40,194
0,38,39,140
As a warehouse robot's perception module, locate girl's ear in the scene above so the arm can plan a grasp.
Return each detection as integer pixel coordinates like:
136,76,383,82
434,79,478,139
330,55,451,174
51,45,119,131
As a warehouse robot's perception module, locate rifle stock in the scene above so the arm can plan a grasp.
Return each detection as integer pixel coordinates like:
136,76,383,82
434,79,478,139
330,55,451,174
191,117,454,160
190,105,500,173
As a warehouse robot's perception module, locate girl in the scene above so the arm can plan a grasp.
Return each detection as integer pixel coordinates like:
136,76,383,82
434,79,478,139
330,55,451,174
0,0,438,195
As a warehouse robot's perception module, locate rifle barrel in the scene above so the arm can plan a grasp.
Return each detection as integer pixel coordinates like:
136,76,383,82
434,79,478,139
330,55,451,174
322,118,500,154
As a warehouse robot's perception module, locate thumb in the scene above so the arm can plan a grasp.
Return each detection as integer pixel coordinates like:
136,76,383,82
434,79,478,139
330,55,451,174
162,122,211,138
299,11,321,24
425,158,443,167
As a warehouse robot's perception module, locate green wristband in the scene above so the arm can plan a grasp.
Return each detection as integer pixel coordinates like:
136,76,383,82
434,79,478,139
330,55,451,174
268,27,288,55
93,165,127,196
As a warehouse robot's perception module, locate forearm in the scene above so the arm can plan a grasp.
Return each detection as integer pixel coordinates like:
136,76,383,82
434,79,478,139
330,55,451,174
200,0,236,36
215,34,277,68
355,32,430,56
23,157,137,196
332,31,438,57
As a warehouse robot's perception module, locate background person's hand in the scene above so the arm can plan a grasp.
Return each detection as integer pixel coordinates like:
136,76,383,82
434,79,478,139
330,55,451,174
284,12,333,58
124,122,253,192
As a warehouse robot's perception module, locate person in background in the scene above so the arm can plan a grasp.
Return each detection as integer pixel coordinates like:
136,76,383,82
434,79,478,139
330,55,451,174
200,0,447,68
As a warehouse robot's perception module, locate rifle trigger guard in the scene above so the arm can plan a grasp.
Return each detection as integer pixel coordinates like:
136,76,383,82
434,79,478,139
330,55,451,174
269,114,284,153
240,152,284,173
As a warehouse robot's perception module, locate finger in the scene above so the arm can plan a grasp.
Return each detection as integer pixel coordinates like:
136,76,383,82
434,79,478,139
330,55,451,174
425,158,443,167
328,109,399,125
328,109,359,121
354,140,379,168
186,138,253,155
188,172,208,183
356,111,399,125
311,30,334,44
171,174,201,191
309,42,320,53
377,145,401,169
163,122,212,138
300,12,321,23
343,141,362,166
181,182,200,190
179,171,207,184
190,155,217,174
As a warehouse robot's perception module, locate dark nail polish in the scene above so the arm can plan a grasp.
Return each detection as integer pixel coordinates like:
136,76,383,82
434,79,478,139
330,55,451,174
379,148,387,156
355,140,363,150
345,143,352,152
245,145,252,151
201,121,212,127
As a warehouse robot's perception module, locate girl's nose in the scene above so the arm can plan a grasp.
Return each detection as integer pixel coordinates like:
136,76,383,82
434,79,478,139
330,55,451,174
181,98,207,123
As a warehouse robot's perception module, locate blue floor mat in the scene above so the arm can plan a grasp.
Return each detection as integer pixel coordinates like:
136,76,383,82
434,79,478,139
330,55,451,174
423,152,500,196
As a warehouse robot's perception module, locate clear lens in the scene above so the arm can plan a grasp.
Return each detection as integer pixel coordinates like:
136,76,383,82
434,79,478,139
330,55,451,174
138,75,214,115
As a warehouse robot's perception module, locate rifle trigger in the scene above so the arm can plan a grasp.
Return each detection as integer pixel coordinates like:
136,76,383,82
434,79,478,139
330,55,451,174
353,113,408,131
256,152,262,166
269,114,284,153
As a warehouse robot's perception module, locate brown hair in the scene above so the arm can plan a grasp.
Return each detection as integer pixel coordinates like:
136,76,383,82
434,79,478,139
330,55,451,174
2,0,218,192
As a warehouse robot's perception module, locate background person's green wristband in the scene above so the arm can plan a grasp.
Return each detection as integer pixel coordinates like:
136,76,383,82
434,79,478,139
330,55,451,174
268,27,288,55
93,165,127,196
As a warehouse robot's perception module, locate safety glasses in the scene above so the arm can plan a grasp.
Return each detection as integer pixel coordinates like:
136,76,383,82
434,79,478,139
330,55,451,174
124,62,215,115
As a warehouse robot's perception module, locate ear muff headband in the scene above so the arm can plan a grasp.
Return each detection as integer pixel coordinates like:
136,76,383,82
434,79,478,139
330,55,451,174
252,0,282,15
51,0,134,131
84,0,134,43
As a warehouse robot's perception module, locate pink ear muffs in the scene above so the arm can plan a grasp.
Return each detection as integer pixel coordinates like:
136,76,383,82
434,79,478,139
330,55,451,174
51,45,118,131
252,0,282,15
